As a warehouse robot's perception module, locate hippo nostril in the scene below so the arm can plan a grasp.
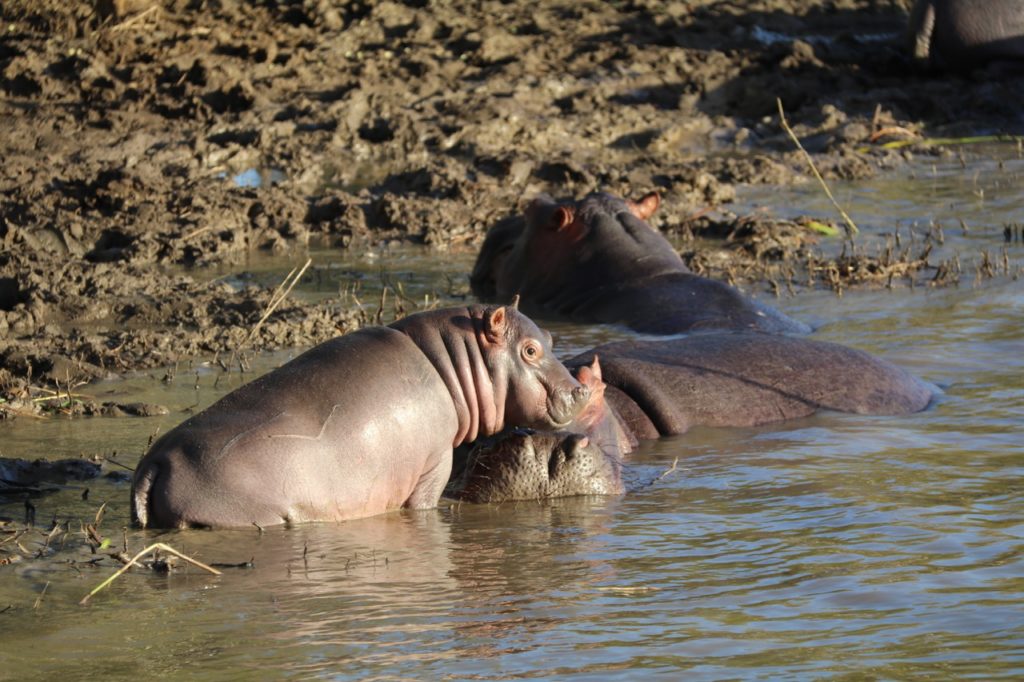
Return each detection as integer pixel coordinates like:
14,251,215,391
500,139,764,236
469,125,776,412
565,434,589,460
572,384,591,405
548,384,590,426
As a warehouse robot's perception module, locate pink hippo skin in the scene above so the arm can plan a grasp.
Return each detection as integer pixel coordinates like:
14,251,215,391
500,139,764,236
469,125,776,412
131,304,588,528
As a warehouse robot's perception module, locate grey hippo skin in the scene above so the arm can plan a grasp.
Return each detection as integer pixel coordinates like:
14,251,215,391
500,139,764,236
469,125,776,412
131,305,589,528
909,0,1024,69
470,191,810,335
453,333,935,502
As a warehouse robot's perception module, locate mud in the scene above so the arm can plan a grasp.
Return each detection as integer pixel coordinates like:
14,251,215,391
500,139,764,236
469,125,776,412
2,0,1023,415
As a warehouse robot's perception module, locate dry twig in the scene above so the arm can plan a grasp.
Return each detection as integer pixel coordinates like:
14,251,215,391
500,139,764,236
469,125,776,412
80,542,222,605
776,98,859,239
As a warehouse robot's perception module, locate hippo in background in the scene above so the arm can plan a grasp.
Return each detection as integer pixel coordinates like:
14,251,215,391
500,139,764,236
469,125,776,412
132,303,589,529
452,332,935,503
909,0,1024,70
471,191,810,336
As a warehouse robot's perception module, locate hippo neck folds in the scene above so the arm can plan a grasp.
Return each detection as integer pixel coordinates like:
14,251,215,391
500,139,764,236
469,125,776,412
391,305,587,444
471,191,810,335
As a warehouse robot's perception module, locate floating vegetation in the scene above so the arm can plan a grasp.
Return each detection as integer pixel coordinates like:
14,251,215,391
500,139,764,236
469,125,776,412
678,213,1022,296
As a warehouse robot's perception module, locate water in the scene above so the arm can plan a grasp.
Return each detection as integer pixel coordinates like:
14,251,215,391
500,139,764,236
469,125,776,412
1,150,1022,679
230,167,287,189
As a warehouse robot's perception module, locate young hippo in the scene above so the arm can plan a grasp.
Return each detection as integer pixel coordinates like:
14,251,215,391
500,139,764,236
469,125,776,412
470,191,809,335
131,304,589,528
453,332,935,502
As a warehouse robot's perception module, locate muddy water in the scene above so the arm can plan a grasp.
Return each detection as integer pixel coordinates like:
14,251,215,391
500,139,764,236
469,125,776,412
1,153,1022,679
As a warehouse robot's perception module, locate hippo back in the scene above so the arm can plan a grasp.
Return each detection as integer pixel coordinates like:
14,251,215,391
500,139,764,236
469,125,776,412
567,333,936,436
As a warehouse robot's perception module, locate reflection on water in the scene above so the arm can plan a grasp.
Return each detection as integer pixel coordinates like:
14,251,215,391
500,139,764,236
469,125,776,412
231,167,287,189
1,153,1023,679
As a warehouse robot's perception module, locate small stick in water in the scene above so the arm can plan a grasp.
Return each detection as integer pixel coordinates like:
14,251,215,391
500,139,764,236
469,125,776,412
656,457,679,482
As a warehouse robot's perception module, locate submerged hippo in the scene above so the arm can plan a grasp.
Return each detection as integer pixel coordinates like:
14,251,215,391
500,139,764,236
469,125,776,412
909,0,1024,69
453,332,934,502
131,304,588,528
456,428,623,503
471,191,810,335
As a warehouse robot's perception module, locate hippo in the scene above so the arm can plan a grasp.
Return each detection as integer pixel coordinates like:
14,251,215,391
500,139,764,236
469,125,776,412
456,428,623,503
131,304,589,528
909,0,1024,70
451,332,935,502
470,191,810,335
562,333,935,444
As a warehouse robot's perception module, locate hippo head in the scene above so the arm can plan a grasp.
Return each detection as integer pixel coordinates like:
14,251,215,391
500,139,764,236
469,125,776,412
477,301,590,433
470,192,683,315
455,427,624,503
392,303,589,444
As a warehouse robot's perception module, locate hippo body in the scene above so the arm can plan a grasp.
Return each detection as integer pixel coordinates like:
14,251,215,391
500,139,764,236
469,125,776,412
454,333,934,502
909,0,1024,69
132,305,586,528
566,333,935,443
471,192,810,336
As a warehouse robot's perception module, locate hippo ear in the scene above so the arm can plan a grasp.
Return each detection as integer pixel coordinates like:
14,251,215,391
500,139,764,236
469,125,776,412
575,355,605,391
548,206,574,231
483,306,508,344
629,192,660,220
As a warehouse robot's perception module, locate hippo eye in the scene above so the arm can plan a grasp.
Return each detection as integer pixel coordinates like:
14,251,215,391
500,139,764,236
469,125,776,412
521,341,543,363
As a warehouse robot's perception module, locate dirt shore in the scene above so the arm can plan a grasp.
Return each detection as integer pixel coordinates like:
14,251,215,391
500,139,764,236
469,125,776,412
2,0,1022,417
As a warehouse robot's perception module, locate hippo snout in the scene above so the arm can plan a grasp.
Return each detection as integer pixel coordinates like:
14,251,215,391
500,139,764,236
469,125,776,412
547,382,590,427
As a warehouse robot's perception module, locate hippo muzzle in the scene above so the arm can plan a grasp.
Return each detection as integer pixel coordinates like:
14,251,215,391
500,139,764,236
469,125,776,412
457,427,622,503
545,382,591,428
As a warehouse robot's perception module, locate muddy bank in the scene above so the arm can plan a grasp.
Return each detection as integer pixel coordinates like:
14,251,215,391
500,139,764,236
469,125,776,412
2,0,1023,415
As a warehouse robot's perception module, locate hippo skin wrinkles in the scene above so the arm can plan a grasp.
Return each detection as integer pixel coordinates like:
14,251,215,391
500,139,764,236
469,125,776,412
131,305,587,528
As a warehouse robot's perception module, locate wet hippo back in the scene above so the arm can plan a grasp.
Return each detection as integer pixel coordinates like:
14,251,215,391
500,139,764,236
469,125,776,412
566,333,935,438
572,273,809,335
137,328,454,528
